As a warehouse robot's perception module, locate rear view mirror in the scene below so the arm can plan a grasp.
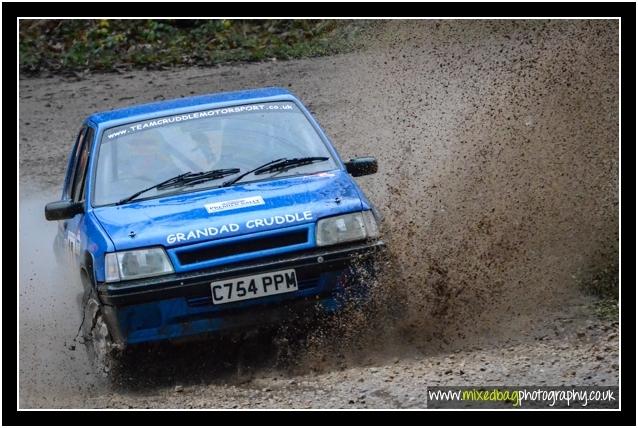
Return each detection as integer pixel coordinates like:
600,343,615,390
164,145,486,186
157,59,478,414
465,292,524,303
45,200,84,221
345,156,378,177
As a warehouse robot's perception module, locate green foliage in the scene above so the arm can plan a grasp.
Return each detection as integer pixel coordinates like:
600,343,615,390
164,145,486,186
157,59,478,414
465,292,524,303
19,19,364,74
581,260,619,300
577,256,618,321
592,297,618,321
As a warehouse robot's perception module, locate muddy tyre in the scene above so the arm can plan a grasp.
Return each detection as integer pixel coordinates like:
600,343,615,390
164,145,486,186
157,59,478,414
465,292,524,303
85,313,120,375
80,280,121,376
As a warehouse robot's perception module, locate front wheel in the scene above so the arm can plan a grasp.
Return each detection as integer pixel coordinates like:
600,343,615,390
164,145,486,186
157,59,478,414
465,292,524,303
81,286,121,375
86,313,120,374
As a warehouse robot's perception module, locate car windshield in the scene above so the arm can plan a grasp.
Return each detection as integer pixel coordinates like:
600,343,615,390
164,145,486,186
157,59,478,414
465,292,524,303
93,101,338,206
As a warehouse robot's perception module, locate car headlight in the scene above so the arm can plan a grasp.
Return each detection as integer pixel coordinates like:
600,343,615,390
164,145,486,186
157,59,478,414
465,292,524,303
105,247,174,282
316,211,380,246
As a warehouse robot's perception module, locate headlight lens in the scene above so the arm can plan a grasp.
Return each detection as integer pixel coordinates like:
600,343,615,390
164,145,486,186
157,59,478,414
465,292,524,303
316,211,380,246
105,247,174,282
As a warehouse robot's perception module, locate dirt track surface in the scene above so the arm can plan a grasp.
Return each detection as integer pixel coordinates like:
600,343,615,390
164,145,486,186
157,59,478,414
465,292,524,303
19,20,619,408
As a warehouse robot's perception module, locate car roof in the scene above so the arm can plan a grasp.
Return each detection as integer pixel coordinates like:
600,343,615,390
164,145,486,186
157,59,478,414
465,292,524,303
86,87,296,127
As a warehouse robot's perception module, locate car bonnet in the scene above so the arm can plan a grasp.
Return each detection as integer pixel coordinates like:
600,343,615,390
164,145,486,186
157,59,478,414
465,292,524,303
92,170,364,251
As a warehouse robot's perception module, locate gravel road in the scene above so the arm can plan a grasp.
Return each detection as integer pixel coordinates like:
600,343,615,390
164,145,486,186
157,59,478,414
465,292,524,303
19,20,619,409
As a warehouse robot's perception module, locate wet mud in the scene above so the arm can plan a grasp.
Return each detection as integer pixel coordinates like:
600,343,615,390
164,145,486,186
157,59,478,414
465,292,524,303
19,20,618,408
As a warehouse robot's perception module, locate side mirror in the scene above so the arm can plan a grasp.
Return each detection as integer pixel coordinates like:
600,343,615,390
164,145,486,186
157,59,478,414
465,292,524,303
344,156,378,177
45,200,84,221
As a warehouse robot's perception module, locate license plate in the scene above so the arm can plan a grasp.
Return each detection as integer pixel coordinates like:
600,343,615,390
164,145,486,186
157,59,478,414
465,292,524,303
210,269,298,304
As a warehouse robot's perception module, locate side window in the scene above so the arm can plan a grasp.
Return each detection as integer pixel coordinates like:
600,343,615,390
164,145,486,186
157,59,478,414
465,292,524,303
70,127,94,202
63,127,87,199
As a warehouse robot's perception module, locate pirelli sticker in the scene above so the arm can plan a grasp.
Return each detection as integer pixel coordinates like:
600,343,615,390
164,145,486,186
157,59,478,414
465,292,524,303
204,196,265,214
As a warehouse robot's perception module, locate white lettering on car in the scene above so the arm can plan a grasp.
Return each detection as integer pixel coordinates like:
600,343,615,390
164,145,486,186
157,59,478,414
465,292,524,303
66,230,81,256
165,211,313,244
106,103,292,139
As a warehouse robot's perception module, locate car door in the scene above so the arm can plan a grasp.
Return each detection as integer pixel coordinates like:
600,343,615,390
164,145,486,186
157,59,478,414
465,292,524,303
62,125,94,264
55,127,84,257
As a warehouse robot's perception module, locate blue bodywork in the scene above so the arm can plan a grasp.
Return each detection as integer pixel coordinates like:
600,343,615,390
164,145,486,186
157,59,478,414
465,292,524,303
54,87,383,346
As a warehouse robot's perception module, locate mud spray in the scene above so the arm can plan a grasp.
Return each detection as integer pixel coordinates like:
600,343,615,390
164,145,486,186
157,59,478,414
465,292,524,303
286,20,619,371
18,185,113,408
19,20,618,406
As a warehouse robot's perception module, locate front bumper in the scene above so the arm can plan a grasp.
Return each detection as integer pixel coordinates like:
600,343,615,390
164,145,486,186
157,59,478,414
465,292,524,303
98,240,384,345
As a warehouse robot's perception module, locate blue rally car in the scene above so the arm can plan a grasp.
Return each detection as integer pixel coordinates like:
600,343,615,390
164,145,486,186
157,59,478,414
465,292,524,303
45,87,384,368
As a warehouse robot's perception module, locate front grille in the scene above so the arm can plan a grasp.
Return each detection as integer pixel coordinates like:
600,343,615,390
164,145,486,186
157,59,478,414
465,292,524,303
177,229,308,265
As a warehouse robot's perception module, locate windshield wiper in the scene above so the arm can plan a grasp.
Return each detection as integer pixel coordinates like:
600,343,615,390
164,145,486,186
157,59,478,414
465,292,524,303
222,157,329,187
158,168,240,190
116,168,240,205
